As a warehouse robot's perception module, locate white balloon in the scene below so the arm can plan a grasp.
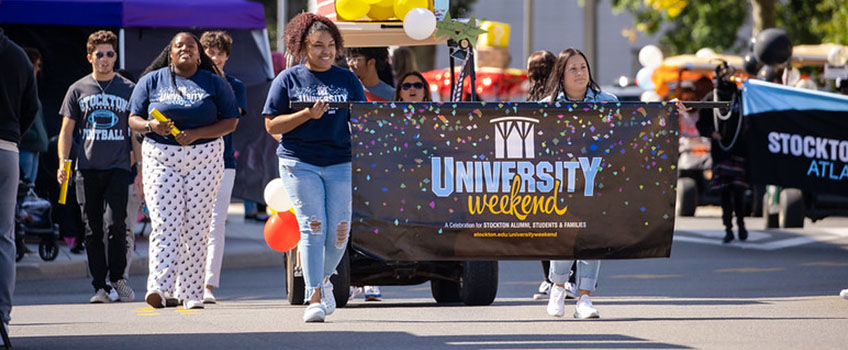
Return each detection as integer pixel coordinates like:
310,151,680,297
827,45,848,66
403,8,437,41
639,45,664,68
640,90,662,102
635,66,656,91
264,178,293,212
695,47,716,58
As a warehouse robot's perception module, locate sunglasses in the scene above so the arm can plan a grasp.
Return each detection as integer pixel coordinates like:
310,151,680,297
94,51,116,59
401,82,425,90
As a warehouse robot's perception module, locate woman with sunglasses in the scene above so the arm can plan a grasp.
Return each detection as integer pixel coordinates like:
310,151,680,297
128,32,240,310
394,71,432,102
541,48,617,319
263,13,366,323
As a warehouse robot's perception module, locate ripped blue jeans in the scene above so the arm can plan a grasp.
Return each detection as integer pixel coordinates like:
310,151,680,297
278,159,351,298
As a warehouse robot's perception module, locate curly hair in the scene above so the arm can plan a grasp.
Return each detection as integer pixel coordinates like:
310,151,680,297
200,31,233,56
284,12,344,60
141,32,222,97
545,48,600,102
86,30,118,54
526,50,555,101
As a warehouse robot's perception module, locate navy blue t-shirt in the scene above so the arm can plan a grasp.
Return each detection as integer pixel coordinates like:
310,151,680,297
224,74,247,169
129,67,240,146
263,65,366,166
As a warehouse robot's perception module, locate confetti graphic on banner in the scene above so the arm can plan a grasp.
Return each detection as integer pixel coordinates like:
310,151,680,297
350,102,679,261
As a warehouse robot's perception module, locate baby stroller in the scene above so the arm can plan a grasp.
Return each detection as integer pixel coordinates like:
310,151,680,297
15,174,60,262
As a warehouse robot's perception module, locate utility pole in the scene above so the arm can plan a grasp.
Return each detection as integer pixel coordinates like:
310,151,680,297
523,0,534,65
583,0,598,70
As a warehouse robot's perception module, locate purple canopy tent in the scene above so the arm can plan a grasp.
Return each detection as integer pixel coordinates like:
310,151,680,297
1,0,279,204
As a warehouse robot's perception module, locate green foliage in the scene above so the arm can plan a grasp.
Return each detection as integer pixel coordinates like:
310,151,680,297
611,0,747,55
811,0,848,45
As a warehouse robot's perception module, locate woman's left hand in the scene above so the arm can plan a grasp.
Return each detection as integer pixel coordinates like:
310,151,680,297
133,168,144,198
674,99,692,115
175,130,200,146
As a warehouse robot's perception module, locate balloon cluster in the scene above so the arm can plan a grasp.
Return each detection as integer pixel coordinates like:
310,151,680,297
743,28,792,83
262,179,300,252
636,44,664,101
336,0,437,40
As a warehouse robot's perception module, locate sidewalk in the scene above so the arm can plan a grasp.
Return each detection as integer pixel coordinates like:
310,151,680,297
15,203,284,281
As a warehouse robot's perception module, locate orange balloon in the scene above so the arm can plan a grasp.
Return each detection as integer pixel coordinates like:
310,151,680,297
264,209,300,252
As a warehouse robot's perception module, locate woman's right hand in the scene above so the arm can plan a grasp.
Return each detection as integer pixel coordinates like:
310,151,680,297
149,118,174,136
306,100,329,119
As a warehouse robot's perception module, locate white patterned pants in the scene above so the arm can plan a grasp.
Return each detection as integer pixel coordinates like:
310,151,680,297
142,138,223,303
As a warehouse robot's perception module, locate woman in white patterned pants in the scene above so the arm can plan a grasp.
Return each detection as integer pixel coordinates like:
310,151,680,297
128,32,240,309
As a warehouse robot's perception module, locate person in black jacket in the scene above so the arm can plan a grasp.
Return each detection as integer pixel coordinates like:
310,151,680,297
0,26,39,344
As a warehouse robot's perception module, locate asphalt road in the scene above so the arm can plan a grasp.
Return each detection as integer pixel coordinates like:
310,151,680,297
7,214,848,349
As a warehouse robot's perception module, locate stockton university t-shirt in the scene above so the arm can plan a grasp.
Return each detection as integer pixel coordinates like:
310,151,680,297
129,67,240,146
60,74,135,171
224,74,247,169
263,64,366,166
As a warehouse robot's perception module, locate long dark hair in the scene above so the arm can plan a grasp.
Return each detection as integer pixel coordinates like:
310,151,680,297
526,50,555,101
545,48,600,101
393,71,432,102
142,32,222,97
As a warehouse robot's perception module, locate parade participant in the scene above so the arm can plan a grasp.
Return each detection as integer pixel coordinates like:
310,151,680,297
263,13,365,322
128,32,240,310
57,30,139,304
393,71,432,102
199,30,248,304
525,50,578,301
345,47,394,101
0,27,39,344
541,48,617,319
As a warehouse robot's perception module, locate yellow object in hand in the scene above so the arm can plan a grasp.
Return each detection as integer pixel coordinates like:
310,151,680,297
150,108,181,136
58,160,72,205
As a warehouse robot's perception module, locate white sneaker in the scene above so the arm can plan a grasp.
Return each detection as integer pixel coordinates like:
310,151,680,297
321,280,336,315
349,286,362,301
574,294,600,319
184,300,204,309
203,288,216,304
364,286,382,301
89,289,111,303
533,281,551,300
303,303,326,323
108,288,119,302
546,285,566,317
112,279,135,302
840,289,848,299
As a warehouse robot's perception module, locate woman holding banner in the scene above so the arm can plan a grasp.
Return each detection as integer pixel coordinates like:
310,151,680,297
263,13,366,323
128,32,240,310
541,48,618,319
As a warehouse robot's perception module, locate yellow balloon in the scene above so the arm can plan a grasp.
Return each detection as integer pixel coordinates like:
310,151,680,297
376,0,393,6
336,0,371,21
368,4,395,21
394,0,429,22
363,0,384,4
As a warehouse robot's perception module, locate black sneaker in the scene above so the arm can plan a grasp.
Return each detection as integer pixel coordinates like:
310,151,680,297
70,242,85,254
738,226,748,241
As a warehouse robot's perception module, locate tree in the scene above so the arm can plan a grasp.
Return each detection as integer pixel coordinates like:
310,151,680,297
612,0,847,56
611,0,747,55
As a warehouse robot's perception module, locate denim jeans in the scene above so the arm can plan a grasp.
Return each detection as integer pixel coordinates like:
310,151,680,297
18,151,38,183
278,159,351,297
550,260,600,292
